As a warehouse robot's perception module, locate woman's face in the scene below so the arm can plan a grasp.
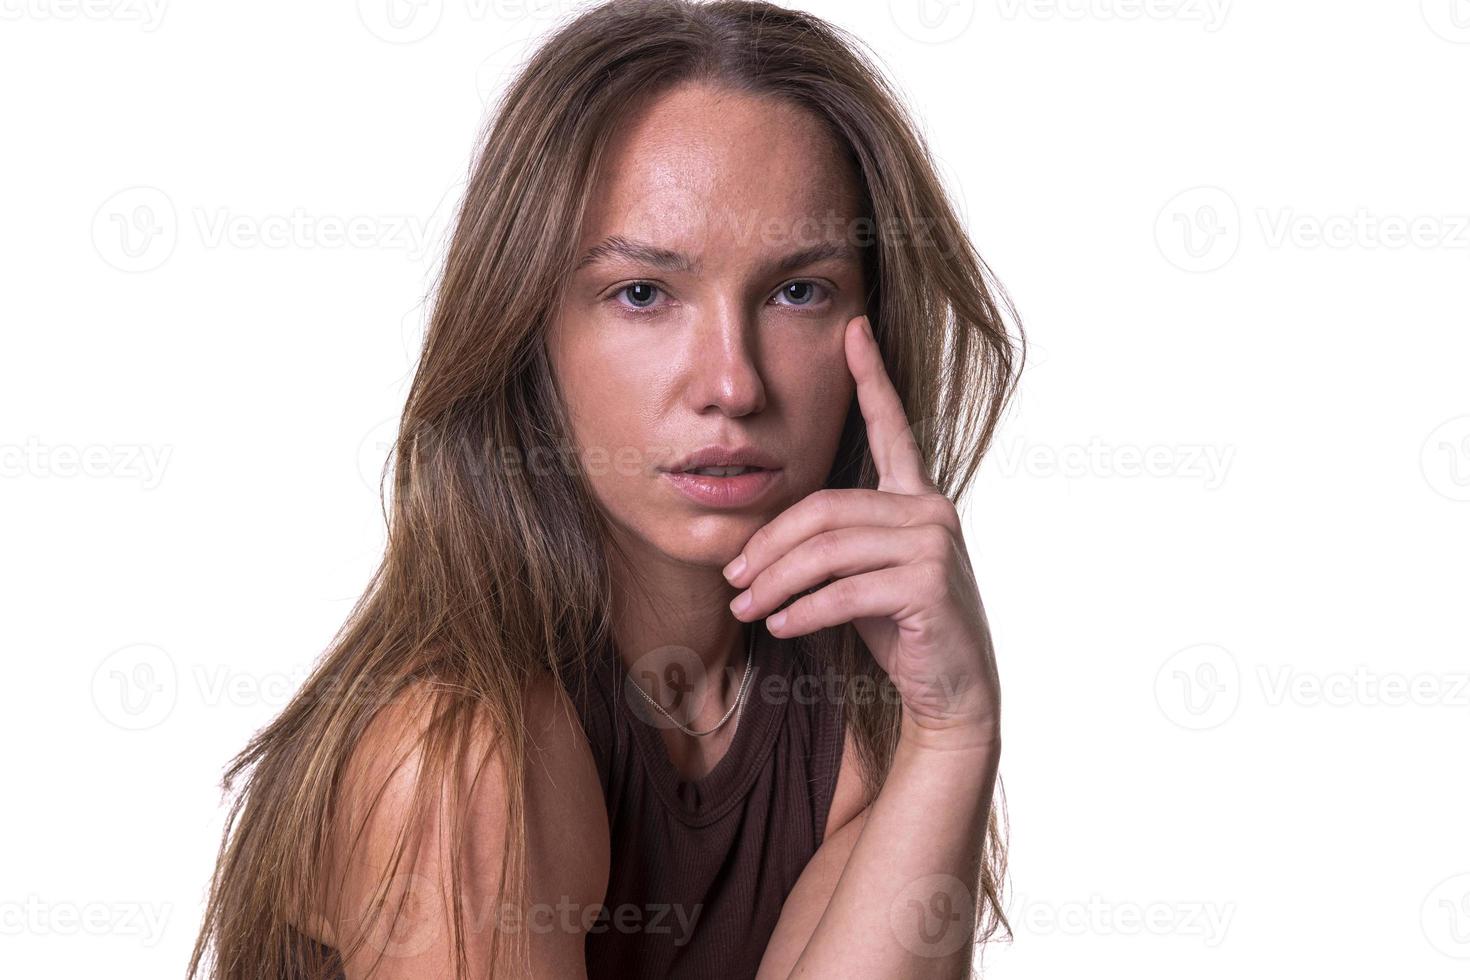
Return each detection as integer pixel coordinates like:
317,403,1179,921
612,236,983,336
546,81,868,571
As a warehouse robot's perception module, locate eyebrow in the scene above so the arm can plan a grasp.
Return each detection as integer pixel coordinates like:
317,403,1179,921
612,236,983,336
573,235,860,277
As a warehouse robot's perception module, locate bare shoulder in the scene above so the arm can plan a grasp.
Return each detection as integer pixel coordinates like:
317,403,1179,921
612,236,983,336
314,674,609,979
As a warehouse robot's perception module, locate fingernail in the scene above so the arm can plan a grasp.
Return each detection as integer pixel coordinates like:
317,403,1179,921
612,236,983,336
730,590,751,615
767,610,787,632
724,555,746,581
859,315,873,339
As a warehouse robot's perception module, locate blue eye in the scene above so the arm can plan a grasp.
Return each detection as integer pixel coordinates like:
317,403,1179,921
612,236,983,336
618,282,660,309
773,281,831,307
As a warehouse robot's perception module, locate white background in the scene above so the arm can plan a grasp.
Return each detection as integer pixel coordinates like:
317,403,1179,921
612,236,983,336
2,1,1467,977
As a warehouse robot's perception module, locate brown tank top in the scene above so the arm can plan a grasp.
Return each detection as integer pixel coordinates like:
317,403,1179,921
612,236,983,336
568,626,846,979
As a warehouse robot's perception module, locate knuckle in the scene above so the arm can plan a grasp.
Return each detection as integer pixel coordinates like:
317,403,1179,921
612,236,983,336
919,524,952,561
744,524,770,558
828,575,861,611
749,563,782,606
781,598,808,631
923,493,961,533
809,488,841,521
915,559,950,601
812,528,844,563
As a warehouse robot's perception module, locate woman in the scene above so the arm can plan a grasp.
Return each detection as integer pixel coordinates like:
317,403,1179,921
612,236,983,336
189,1,1024,977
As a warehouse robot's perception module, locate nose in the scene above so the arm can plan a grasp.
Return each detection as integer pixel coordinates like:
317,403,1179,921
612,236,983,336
685,300,766,417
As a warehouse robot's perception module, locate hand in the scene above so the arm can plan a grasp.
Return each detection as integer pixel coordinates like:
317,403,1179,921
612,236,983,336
724,314,999,745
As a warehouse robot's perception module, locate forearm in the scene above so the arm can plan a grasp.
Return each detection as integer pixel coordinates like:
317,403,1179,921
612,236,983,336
786,719,1000,979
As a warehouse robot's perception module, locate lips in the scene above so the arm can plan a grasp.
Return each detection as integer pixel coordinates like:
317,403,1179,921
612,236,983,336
662,467,781,508
683,464,768,477
664,444,783,474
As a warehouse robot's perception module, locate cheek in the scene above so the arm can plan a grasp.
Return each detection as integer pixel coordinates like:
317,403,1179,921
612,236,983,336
554,327,647,445
562,392,649,529
567,378,650,468
772,347,854,459
773,327,852,409
555,346,668,510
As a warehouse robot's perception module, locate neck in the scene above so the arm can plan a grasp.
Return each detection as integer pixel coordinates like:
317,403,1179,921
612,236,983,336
607,535,750,728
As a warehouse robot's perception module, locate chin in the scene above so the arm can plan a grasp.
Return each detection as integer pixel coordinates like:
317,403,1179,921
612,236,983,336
657,515,761,567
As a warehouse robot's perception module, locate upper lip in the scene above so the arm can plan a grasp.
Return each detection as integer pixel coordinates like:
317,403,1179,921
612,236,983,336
664,445,783,473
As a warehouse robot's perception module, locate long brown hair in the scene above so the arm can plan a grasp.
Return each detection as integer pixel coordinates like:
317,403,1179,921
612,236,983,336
189,1,1025,976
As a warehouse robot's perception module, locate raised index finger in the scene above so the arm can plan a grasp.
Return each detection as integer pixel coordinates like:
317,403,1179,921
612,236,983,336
845,314,931,495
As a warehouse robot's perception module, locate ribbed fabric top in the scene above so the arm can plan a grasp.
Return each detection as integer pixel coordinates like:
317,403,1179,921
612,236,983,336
568,627,846,979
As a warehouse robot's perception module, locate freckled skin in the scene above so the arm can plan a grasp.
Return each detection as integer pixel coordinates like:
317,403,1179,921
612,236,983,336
546,81,867,576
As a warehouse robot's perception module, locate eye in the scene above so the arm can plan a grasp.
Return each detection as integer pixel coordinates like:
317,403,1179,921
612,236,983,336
772,280,833,309
614,282,662,310
603,279,833,319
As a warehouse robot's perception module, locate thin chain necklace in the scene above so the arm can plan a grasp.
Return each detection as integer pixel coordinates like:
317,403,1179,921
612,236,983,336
630,628,756,737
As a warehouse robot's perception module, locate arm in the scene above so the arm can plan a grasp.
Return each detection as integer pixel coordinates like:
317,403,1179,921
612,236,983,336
736,314,1003,978
763,731,998,979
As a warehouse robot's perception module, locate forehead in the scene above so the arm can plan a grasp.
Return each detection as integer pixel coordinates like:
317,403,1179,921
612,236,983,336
578,82,863,261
